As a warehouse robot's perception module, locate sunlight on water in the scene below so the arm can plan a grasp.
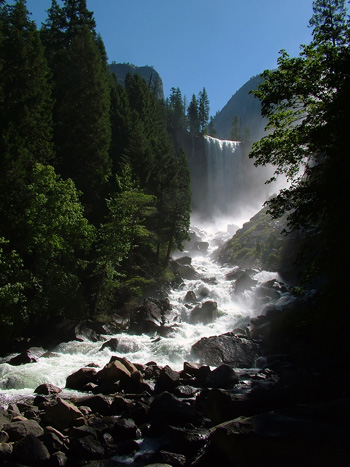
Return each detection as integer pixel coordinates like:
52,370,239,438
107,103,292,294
0,221,289,399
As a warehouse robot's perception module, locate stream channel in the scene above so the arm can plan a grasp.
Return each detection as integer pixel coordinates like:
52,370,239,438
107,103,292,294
0,223,290,406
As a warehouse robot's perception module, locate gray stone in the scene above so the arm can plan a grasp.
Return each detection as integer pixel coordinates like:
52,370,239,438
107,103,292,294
192,332,260,368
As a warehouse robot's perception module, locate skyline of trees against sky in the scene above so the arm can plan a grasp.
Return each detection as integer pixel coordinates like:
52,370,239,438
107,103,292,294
0,0,348,345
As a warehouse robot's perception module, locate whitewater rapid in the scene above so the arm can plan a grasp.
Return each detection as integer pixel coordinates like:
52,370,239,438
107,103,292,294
0,226,284,405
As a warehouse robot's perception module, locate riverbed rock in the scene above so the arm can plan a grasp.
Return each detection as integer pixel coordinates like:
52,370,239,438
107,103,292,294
205,364,239,389
176,264,200,280
8,350,38,366
76,395,111,416
192,332,260,368
4,419,44,441
0,408,12,430
99,337,119,352
150,391,203,427
154,365,180,393
190,300,218,325
233,272,258,294
197,400,349,467
69,434,105,460
66,367,97,391
34,383,62,396
13,433,50,464
184,290,198,303
44,398,85,431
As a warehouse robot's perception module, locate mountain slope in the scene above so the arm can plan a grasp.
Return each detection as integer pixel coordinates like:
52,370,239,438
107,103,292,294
213,74,266,142
109,63,164,99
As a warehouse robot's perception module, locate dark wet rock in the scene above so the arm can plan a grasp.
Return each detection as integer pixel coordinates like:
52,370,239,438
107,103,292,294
205,364,239,389
44,398,85,431
233,272,258,294
41,426,69,454
196,389,261,425
129,298,173,335
111,418,139,441
0,443,13,461
0,408,12,430
12,433,50,464
96,359,131,386
76,395,111,416
99,338,119,352
0,430,9,443
4,419,44,441
66,367,97,390
225,267,244,281
149,450,187,467
174,385,198,398
192,332,260,368
190,301,218,325
184,290,198,303
69,435,105,460
48,451,68,467
200,400,350,467
8,350,38,366
150,392,203,427
34,383,62,396
176,264,200,280
176,256,192,265
154,365,180,393
161,425,210,458
110,396,131,415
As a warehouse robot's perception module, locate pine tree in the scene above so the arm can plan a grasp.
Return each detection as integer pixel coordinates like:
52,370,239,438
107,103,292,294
198,87,210,133
42,0,112,219
187,94,200,135
250,0,349,315
230,115,242,141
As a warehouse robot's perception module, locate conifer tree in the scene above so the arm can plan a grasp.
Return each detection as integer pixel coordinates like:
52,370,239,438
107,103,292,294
198,87,210,133
250,0,349,313
187,94,200,135
42,0,112,219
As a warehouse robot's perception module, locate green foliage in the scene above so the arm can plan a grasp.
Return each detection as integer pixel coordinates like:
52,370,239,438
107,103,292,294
250,0,349,299
0,0,192,334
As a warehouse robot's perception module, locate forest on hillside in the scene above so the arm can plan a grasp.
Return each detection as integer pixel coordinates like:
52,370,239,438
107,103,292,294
0,0,349,354
0,0,218,343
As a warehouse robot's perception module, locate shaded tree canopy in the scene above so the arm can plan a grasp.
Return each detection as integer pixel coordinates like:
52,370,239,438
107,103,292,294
250,0,349,306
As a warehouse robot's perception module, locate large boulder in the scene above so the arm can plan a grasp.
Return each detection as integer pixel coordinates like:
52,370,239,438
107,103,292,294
4,419,44,441
12,433,50,464
192,332,260,368
190,301,218,325
128,298,179,336
66,367,97,391
44,398,85,431
198,400,349,467
8,350,38,366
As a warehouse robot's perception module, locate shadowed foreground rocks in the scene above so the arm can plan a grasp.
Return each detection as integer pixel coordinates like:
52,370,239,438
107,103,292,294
0,350,349,466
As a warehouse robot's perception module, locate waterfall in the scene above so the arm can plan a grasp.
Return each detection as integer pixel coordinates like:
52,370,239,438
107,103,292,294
204,136,245,217
189,135,276,226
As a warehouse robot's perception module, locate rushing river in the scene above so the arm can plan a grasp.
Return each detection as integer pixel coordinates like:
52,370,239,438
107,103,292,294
0,224,287,405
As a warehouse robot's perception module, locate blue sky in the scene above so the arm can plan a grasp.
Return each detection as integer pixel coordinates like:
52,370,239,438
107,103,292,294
24,0,314,115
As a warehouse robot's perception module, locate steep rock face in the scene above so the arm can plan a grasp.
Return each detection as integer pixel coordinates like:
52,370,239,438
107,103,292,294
109,63,164,99
212,74,266,141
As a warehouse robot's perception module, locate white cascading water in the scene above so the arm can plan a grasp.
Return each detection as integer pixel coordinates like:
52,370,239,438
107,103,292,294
0,137,289,405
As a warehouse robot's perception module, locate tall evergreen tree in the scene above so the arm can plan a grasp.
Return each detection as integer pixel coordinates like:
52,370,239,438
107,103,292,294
198,87,210,133
250,0,349,316
187,94,200,135
42,0,111,219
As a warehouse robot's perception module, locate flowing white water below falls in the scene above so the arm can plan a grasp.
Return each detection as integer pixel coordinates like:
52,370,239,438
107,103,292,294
0,225,290,405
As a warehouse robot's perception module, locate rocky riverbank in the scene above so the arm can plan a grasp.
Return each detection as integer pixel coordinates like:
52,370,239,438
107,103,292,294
1,298,349,467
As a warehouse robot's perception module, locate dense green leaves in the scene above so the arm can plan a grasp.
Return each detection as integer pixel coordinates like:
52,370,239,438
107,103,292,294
250,0,349,299
0,0,192,334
